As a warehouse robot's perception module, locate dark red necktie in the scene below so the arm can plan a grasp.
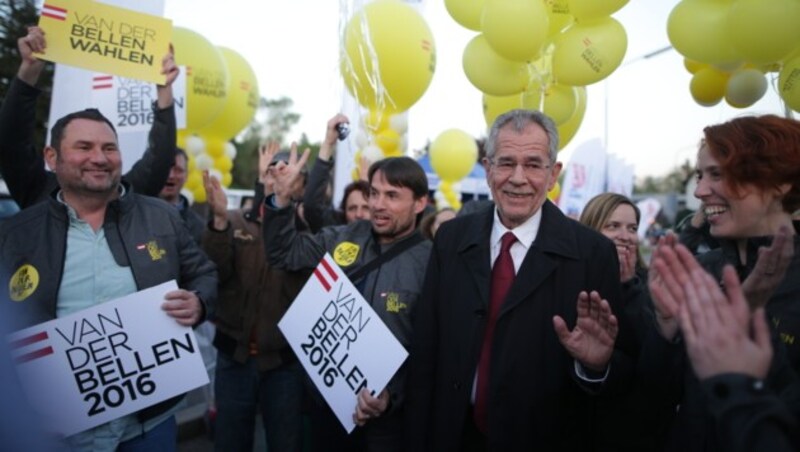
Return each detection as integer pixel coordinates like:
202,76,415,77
474,231,517,433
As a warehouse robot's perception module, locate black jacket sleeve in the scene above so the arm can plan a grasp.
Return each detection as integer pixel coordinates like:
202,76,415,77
122,102,176,196
302,157,342,232
704,373,799,452
0,77,54,208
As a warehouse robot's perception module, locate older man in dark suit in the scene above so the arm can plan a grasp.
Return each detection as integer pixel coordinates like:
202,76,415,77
406,109,631,451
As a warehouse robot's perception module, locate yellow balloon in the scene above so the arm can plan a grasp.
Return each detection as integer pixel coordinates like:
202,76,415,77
177,129,189,149
683,58,705,74
438,180,462,211
726,0,800,64
375,128,401,153
545,0,575,38
567,0,628,20
192,185,207,204
482,91,542,128
556,86,586,150
214,155,234,173
690,66,729,106
539,83,578,126
547,181,561,202
552,17,627,86
200,47,260,139
482,0,549,62
363,109,391,133
205,136,226,158
463,34,529,96
725,68,767,108
186,153,196,172
445,0,487,31
185,170,202,191
430,129,479,181
172,27,228,131
667,0,739,65
222,172,233,188
779,53,800,112
341,0,436,112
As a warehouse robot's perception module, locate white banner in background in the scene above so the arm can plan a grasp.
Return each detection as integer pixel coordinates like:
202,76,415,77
606,155,634,198
558,138,608,219
636,198,662,240
92,67,186,133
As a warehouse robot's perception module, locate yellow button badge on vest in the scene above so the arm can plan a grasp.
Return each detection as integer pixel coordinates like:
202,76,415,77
333,241,360,267
10,264,39,302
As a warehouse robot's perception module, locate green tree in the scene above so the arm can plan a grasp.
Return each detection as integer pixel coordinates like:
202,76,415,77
633,159,694,194
0,0,54,152
230,96,323,188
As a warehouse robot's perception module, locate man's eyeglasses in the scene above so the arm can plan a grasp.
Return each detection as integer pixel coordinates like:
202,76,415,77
490,158,552,177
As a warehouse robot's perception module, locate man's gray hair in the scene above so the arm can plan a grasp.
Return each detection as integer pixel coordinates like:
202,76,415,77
485,109,559,163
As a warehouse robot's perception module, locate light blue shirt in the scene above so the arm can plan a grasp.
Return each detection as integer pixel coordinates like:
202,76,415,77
55,190,176,451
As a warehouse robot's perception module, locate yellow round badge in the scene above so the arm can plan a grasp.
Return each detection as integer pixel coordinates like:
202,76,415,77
333,242,360,267
10,264,39,302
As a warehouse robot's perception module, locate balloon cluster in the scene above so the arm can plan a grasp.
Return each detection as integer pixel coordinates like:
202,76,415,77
171,27,260,203
450,0,629,150
340,0,436,169
429,129,479,211
668,0,800,110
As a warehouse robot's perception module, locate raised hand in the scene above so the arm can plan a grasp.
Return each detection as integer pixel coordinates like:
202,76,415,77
272,142,309,208
156,43,179,108
741,225,794,310
679,265,773,380
203,170,228,230
647,233,685,340
320,113,349,161
553,291,618,373
17,26,46,85
618,245,637,283
258,141,280,194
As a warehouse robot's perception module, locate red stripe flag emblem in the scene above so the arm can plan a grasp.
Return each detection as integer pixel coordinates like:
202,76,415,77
10,330,54,364
313,255,339,292
92,75,113,90
41,3,67,21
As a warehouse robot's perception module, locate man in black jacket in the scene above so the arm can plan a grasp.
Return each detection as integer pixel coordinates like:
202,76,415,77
0,26,178,209
0,105,217,450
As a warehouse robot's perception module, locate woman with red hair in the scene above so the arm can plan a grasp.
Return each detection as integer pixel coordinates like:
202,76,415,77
647,114,800,452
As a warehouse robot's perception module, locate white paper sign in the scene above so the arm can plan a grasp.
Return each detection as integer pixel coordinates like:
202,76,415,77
7,281,208,437
91,66,187,133
279,253,409,433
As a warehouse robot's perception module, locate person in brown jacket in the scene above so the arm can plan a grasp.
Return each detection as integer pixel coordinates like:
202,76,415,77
201,142,309,452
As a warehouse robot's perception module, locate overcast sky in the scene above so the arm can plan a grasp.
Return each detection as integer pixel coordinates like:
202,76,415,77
163,0,789,178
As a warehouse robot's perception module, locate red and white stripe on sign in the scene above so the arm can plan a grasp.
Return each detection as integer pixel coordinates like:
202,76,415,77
41,3,67,21
92,75,113,90
421,39,431,51
313,255,339,292
240,81,250,91
10,330,54,364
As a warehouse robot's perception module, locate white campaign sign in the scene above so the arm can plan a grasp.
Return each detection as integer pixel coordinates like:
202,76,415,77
7,281,208,436
279,253,408,433
91,66,187,133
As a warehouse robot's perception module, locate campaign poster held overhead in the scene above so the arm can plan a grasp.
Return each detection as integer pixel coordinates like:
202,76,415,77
35,0,172,84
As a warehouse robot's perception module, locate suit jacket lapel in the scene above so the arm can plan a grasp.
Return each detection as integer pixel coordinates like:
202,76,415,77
458,208,494,311
500,201,580,316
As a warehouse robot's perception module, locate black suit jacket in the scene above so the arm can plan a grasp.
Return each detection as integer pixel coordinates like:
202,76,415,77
406,201,631,452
